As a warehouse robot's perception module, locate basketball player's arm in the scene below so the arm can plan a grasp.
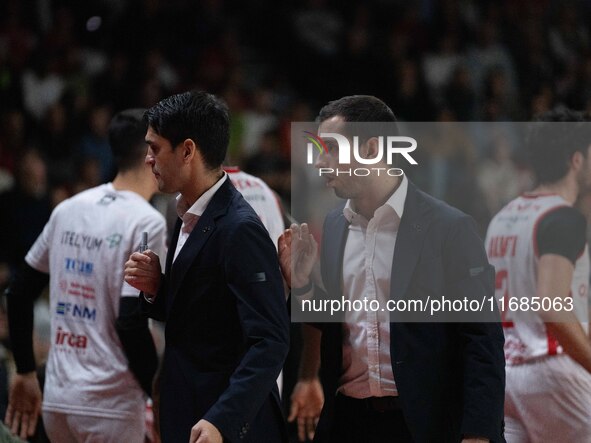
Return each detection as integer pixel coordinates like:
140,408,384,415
536,208,591,373
116,297,158,397
4,262,48,439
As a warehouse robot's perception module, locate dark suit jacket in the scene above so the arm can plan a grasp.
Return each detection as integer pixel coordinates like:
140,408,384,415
141,179,290,443
313,181,505,443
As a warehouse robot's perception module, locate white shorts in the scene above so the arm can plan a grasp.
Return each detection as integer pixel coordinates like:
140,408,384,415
505,354,591,443
42,411,145,443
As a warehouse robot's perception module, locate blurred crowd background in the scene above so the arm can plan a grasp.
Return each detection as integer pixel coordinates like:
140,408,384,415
1,0,591,439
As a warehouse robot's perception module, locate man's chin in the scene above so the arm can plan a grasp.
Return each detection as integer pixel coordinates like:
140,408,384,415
325,178,336,189
333,187,349,199
324,178,350,199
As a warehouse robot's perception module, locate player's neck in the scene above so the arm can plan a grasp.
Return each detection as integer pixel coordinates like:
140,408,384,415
533,178,577,205
112,169,156,201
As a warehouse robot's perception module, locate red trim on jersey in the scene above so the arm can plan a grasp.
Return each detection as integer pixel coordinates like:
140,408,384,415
546,288,568,356
223,166,241,173
532,205,570,258
521,192,559,199
546,331,559,355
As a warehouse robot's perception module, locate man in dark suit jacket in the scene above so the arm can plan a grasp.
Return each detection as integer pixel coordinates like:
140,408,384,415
282,95,505,443
124,91,290,443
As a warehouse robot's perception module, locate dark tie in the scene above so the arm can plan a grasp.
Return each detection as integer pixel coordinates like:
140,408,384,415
182,213,199,234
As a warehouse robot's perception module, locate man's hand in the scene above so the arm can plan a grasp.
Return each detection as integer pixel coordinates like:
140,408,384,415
189,419,223,443
278,224,318,289
288,378,324,442
5,372,42,439
124,250,161,297
462,438,489,443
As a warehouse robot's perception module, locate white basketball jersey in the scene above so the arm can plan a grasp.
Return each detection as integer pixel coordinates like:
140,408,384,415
225,167,285,248
26,183,167,418
485,194,589,365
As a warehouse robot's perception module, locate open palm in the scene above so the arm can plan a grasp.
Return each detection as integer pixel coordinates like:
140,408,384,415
278,223,318,289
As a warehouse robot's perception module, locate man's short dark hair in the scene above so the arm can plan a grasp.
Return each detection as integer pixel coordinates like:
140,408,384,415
318,95,397,124
317,95,399,141
527,108,591,185
145,91,230,169
109,108,148,172
317,95,400,165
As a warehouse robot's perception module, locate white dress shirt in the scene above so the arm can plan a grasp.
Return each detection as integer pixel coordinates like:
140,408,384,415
173,173,227,262
339,175,408,398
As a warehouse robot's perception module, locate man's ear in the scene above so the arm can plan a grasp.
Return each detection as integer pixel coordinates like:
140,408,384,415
364,137,381,159
572,150,584,171
181,139,196,163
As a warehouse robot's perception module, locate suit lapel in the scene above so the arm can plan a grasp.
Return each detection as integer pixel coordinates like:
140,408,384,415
390,181,433,301
323,210,349,298
166,180,235,311
165,218,181,275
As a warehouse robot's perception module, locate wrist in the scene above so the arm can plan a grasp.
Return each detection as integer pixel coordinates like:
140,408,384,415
16,360,37,375
292,280,312,296
298,374,320,383
143,292,157,303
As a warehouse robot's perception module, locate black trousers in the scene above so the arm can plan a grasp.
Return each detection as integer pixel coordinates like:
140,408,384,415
328,394,414,443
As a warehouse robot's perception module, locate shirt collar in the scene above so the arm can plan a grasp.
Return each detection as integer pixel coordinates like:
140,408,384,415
343,174,408,223
176,172,228,219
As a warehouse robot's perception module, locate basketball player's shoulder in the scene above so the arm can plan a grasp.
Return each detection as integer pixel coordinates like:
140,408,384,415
51,184,104,217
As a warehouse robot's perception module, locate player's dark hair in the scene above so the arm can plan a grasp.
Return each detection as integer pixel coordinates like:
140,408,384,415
145,91,230,170
527,108,591,185
108,108,148,172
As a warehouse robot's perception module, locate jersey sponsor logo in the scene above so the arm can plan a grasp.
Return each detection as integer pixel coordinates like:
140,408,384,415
64,258,94,276
55,327,88,350
506,201,542,212
504,337,528,364
488,235,518,258
56,302,97,321
243,194,268,203
230,177,264,191
98,194,117,205
105,233,122,248
60,231,103,251
59,280,96,299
